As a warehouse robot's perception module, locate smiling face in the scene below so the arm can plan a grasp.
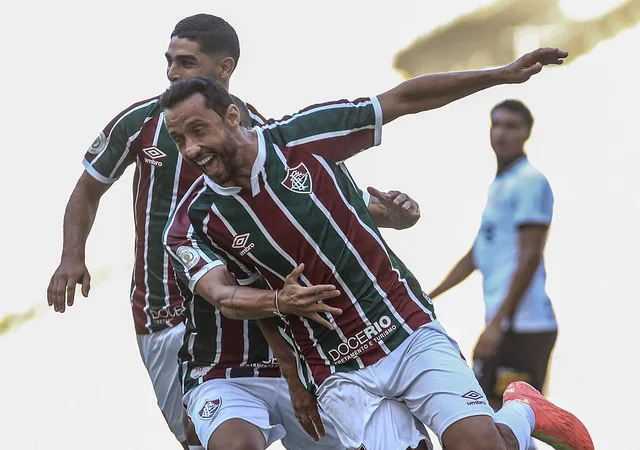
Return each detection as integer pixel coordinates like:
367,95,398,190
164,92,240,185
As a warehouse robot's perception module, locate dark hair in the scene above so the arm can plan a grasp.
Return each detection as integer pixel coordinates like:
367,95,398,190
171,14,240,67
160,76,233,119
491,99,534,130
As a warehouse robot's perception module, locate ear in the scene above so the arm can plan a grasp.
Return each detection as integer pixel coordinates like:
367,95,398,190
224,103,241,129
217,57,236,83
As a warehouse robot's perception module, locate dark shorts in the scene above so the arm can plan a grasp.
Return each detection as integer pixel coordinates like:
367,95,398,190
475,329,557,402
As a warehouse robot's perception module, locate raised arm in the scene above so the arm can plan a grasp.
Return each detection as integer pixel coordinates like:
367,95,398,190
428,247,476,300
47,172,110,312
378,48,568,124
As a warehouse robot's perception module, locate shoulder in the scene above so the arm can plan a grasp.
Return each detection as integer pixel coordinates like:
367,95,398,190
105,95,162,134
512,160,552,192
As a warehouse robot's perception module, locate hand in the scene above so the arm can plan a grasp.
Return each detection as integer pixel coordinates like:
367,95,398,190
501,47,569,84
278,264,342,329
367,187,420,230
47,258,91,313
288,381,325,441
473,322,503,361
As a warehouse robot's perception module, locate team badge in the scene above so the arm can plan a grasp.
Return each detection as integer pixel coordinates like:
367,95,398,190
198,398,222,420
88,131,108,155
281,163,312,194
176,246,200,270
190,366,212,379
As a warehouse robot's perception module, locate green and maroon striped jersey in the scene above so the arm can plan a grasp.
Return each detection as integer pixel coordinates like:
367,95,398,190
164,97,436,390
83,95,258,335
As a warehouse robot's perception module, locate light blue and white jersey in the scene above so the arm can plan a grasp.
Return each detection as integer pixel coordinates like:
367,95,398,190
472,157,557,332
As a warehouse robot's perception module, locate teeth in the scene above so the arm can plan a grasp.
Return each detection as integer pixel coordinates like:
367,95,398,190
196,155,214,166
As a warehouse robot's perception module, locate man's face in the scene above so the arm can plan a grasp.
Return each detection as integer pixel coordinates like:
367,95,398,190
165,37,221,83
165,93,238,185
489,107,530,161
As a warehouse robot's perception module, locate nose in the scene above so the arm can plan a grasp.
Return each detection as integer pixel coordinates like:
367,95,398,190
167,63,181,83
184,140,201,160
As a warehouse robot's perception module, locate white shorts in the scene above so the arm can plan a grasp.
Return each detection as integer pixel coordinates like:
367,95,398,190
183,377,345,450
317,320,494,449
136,322,186,442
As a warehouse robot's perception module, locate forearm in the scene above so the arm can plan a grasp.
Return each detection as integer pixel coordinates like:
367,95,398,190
492,253,541,324
381,69,507,123
429,251,475,298
61,184,102,260
258,317,298,380
197,280,278,320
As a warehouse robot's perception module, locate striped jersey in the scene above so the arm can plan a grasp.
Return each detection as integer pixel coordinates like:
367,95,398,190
83,95,259,335
164,97,436,390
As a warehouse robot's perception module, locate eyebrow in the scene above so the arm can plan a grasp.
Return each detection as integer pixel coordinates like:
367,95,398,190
165,52,199,62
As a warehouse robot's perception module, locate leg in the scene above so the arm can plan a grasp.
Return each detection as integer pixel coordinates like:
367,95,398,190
136,324,190,447
208,419,266,450
184,378,286,450
315,374,433,450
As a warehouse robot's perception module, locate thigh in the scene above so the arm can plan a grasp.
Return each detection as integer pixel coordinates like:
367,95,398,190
184,378,285,450
136,324,186,440
494,330,557,396
375,324,495,440
316,374,433,450
273,379,345,450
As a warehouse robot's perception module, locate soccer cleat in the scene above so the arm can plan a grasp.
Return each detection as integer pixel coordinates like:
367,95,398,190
503,381,594,450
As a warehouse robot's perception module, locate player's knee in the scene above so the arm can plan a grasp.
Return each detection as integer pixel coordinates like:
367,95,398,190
208,419,266,450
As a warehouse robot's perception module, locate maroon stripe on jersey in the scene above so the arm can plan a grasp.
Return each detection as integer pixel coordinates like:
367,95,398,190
286,316,332,383
288,128,374,162
236,175,384,369
247,103,267,123
305,152,432,332
201,366,281,382
285,151,430,333
105,95,159,136
130,115,161,334
217,315,247,369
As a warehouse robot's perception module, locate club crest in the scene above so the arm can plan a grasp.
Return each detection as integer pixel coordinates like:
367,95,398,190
281,163,312,194
198,398,222,420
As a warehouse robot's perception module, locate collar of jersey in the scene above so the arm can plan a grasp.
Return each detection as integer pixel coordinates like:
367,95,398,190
203,127,266,197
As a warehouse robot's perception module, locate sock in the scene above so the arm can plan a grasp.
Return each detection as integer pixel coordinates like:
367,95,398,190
494,401,535,450
188,446,205,450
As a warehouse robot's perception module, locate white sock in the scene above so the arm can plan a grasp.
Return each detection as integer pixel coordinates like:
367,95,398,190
494,401,535,450
188,446,205,450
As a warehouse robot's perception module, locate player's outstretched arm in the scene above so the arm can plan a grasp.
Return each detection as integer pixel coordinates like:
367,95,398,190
428,248,476,300
258,317,326,441
47,171,110,313
195,264,342,328
367,187,420,230
378,47,568,124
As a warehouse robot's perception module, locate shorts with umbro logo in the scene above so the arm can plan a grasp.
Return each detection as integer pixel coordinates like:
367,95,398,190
316,320,494,449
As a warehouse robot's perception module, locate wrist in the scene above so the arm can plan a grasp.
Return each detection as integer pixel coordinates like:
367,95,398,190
61,250,85,262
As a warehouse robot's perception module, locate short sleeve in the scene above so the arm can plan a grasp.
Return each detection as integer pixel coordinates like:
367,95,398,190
83,98,157,184
513,173,554,226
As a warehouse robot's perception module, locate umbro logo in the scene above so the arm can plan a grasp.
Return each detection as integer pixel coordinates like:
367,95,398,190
462,390,487,406
142,146,167,167
232,232,255,256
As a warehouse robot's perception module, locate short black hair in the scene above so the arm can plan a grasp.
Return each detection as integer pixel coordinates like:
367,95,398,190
171,14,240,67
160,76,233,119
491,99,534,130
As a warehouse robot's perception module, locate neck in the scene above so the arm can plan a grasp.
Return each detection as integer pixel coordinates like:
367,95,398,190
497,152,525,174
225,128,259,191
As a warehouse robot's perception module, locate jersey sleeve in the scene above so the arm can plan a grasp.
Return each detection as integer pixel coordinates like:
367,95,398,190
513,173,554,227
82,98,156,184
263,97,383,163
164,190,261,291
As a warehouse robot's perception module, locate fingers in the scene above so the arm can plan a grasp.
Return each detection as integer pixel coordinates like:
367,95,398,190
47,277,55,307
308,312,337,330
297,411,319,441
367,186,389,202
65,280,76,310
285,263,305,283
81,272,91,298
308,407,326,438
